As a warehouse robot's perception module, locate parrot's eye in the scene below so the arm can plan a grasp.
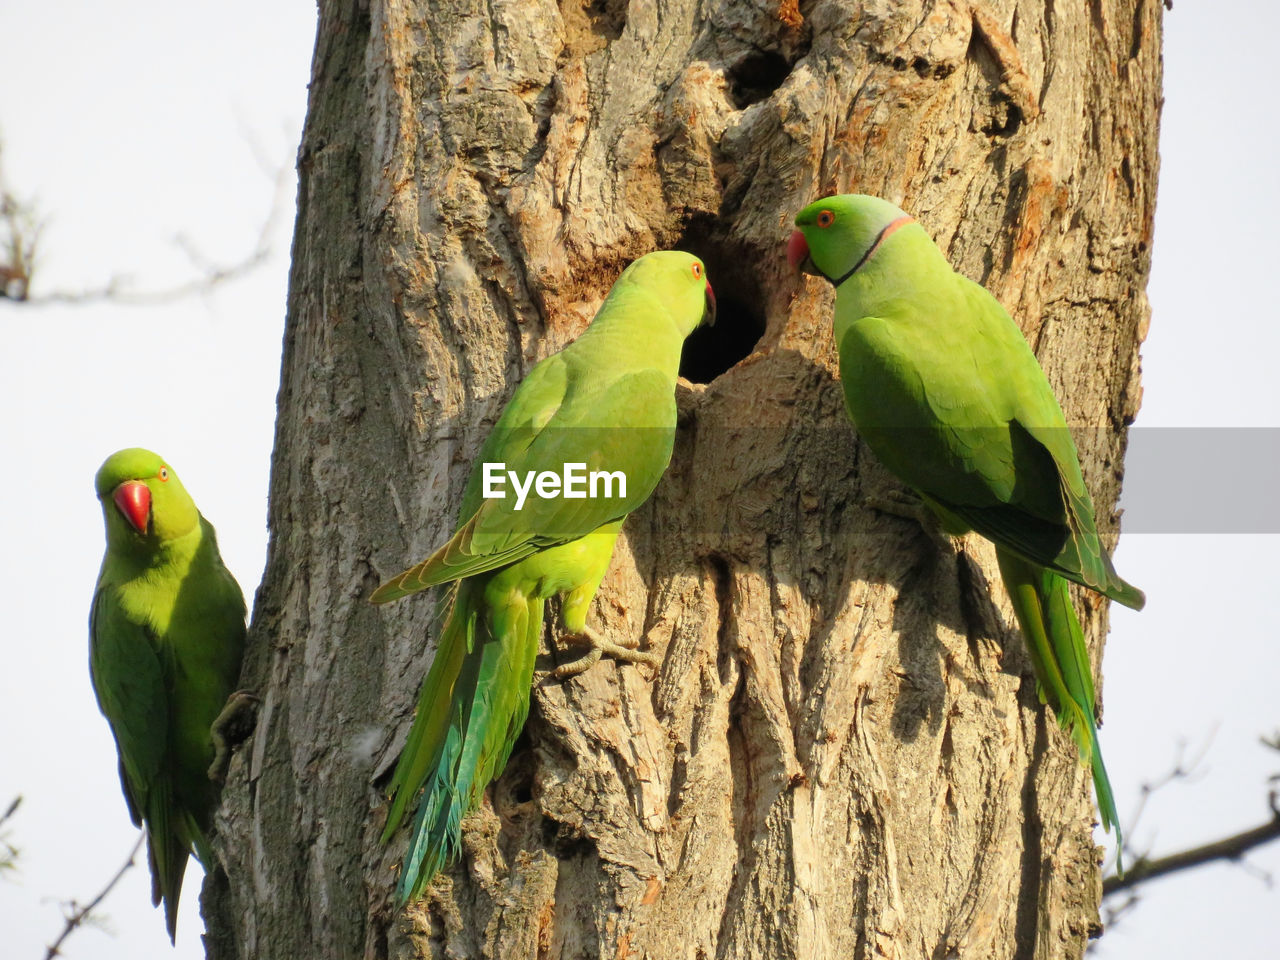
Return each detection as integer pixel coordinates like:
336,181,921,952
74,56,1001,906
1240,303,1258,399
158,466,170,482
691,262,702,279
817,210,835,228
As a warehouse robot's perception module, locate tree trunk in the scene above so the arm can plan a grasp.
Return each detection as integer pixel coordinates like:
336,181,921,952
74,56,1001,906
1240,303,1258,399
205,0,1161,958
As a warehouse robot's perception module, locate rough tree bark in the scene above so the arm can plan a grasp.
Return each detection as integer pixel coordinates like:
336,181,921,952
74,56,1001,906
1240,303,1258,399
205,0,1161,958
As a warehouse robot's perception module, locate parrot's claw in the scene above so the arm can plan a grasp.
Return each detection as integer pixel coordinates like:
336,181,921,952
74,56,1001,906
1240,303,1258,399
208,689,262,782
865,487,925,519
866,489,954,552
550,626,659,680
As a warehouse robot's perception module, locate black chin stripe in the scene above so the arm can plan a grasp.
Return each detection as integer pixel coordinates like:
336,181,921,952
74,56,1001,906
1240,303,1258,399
831,215,914,287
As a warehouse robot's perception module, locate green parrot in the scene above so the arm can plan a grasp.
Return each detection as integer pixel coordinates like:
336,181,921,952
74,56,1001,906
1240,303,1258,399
90,448,247,940
371,249,716,902
789,194,1143,866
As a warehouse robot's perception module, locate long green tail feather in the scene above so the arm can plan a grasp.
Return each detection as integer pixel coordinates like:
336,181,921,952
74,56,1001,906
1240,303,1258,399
997,548,1123,874
381,584,474,843
398,660,480,895
143,781,193,943
384,575,544,902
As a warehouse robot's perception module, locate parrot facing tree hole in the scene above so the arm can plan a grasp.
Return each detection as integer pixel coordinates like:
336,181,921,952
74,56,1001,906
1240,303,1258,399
790,194,1144,870
372,250,716,902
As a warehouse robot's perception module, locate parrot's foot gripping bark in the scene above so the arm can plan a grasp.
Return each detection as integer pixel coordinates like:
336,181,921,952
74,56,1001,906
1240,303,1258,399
550,626,658,679
865,488,955,553
208,689,262,782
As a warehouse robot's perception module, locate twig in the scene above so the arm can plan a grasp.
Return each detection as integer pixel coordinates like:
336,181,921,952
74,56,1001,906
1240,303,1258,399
0,795,19,827
0,794,20,874
1108,731,1214,872
0,143,42,301
1104,788,1280,897
0,132,290,307
21,156,291,307
43,834,145,959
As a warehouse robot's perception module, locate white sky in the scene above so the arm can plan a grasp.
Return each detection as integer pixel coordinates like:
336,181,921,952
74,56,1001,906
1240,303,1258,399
0,2,1276,958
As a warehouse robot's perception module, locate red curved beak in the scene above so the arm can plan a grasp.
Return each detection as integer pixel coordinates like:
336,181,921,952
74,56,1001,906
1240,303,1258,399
703,279,716,326
787,229,811,274
113,481,151,534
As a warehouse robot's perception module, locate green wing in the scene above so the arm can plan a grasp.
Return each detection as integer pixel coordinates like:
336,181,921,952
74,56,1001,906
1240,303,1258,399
90,584,197,938
835,280,1143,609
89,585,169,827
372,359,673,601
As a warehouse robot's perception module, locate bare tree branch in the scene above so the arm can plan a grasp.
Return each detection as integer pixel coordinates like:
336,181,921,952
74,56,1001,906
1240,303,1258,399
1104,805,1280,896
1104,733,1280,898
0,144,41,301
1093,732,1213,889
0,134,290,307
43,834,145,959
0,794,20,875
1105,732,1215,875
0,794,19,827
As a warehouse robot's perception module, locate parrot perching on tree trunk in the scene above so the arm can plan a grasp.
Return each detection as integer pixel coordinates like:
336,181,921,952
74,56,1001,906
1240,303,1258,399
371,250,716,902
788,194,1144,867
90,448,247,941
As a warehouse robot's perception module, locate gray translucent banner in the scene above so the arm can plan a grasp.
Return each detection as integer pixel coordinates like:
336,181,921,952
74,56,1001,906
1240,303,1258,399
438,425,1280,536
1117,428,1280,533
